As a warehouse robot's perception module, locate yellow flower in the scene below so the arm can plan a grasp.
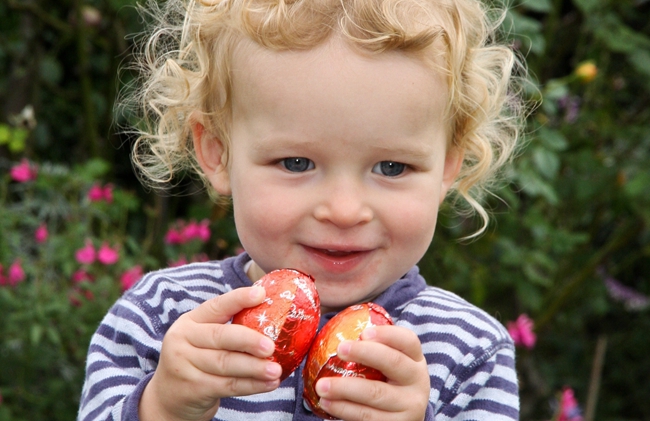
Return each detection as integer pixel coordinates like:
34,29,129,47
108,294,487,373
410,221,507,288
574,61,598,83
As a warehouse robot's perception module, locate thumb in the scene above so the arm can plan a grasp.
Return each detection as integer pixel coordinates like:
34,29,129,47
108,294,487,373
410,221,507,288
189,286,266,324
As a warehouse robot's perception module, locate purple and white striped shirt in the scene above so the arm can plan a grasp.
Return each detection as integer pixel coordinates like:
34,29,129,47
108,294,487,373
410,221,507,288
78,253,519,420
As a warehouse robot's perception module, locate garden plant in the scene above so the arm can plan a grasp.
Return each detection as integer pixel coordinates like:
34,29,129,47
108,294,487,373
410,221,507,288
1,0,649,420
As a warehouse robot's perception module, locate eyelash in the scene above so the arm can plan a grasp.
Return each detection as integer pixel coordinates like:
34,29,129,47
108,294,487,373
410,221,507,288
279,158,408,177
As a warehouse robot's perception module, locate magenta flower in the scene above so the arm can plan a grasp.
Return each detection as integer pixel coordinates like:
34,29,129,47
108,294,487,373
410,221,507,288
196,219,211,242
164,227,184,245
120,265,143,291
507,314,536,349
88,183,114,203
35,224,49,243
10,159,38,182
557,387,584,421
75,240,96,265
97,243,119,265
72,269,94,284
8,259,26,286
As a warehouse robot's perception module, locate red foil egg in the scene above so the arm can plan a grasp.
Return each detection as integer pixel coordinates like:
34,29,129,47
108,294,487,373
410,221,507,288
303,302,393,419
232,268,320,381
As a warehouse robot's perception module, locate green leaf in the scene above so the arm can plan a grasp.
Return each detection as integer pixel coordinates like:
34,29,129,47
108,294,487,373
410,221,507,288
521,0,552,13
537,127,568,151
0,124,9,144
627,49,650,79
532,146,560,179
572,0,599,14
593,15,650,54
39,55,63,85
624,171,650,199
31,323,43,346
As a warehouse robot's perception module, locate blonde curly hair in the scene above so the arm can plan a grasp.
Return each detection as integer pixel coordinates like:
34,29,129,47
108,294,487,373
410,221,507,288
128,0,525,235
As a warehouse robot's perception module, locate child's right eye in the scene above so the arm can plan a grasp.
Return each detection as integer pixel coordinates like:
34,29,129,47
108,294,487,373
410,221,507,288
281,157,314,172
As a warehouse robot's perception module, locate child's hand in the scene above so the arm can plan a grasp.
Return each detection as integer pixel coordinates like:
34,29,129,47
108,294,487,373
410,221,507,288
139,287,283,421
314,325,430,421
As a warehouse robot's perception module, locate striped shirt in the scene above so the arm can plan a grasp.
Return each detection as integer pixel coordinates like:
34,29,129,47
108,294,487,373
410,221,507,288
78,253,519,421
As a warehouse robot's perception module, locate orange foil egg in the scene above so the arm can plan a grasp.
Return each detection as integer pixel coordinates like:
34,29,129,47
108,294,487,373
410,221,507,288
303,302,393,419
232,268,320,381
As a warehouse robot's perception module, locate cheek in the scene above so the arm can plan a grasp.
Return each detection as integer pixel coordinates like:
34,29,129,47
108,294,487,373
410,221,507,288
386,195,439,249
231,181,303,243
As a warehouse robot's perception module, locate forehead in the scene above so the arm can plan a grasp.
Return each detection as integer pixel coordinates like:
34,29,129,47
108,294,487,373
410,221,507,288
229,36,450,137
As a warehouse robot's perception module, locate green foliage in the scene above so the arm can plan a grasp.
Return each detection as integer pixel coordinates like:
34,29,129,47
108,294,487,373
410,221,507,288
1,0,649,420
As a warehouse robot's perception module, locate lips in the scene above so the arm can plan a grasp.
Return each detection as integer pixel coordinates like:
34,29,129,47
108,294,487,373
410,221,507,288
302,245,372,273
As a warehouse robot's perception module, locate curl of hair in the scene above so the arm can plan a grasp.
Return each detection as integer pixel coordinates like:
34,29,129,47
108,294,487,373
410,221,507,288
125,0,527,235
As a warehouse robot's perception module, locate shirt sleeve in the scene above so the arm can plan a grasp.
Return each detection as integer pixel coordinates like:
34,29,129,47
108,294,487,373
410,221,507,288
77,295,162,421
434,343,519,420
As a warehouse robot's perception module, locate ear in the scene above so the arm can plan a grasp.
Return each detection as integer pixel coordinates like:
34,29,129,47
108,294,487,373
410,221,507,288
191,116,232,196
439,145,464,204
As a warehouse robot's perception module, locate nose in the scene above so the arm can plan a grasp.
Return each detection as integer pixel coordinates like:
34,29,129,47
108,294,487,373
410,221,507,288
313,177,374,228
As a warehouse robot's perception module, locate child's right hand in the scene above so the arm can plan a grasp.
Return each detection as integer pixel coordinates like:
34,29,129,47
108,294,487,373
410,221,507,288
138,286,282,421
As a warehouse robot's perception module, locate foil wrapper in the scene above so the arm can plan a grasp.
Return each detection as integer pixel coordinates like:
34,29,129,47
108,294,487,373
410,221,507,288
232,268,320,381
303,302,393,419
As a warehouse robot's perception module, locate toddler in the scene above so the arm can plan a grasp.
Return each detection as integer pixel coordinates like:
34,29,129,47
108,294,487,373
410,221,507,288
78,0,524,420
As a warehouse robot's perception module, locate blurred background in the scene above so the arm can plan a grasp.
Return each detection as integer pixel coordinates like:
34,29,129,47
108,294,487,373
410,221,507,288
1,0,649,420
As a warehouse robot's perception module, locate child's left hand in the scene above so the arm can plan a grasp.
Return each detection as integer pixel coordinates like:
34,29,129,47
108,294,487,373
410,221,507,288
314,325,430,421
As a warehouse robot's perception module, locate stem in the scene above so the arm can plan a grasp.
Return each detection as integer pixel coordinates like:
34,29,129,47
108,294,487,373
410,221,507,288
536,222,637,330
6,0,72,34
73,0,99,158
584,335,607,421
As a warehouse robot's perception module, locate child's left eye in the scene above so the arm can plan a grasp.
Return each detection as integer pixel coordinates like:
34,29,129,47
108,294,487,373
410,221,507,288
372,161,406,177
281,157,314,172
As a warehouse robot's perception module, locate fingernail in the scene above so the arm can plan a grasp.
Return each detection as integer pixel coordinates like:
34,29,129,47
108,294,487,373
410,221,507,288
265,379,279,389
260,337,274,352
250,286,265,300
319,398,331,409
316,378,330,396
362,328,377,340
266,362,282,378
338,341,351,356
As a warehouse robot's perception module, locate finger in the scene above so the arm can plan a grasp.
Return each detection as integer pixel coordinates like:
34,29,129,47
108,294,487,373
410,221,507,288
184,322,275,358
189,286,266,324
204,372,282,399
316,377,399,413
190,348,283,382
337,339,424,385
360,325,425,363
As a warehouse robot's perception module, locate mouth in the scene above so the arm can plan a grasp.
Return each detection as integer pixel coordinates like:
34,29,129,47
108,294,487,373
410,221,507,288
302,245,372,273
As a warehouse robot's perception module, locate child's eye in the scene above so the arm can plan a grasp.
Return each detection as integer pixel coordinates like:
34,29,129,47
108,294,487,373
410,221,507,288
281,157,314,172
372,161,406,177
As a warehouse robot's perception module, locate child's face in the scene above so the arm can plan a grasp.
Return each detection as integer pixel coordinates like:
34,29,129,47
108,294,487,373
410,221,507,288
196,37,462,313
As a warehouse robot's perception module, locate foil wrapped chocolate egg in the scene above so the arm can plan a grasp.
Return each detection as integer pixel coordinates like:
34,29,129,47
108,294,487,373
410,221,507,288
303,302,393,419
232,268,320,381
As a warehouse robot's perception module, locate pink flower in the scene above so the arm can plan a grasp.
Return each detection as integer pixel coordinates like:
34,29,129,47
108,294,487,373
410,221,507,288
8,259,26,286
507,314,536,349
88,183,114,203
35,224,49,243
196,219,211,242
10,159,38,182
557,387,584,421
72,269,94,284
75,240,96,265
164,228,184,245
120,265,143,291
97,243,119,265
